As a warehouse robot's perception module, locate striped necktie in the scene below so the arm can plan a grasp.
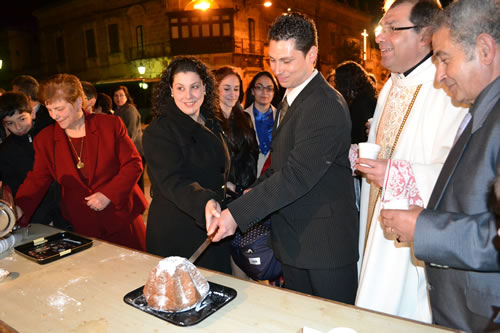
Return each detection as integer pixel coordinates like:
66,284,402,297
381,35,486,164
278,96,289,127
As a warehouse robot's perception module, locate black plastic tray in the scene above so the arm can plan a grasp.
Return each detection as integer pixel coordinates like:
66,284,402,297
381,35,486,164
14,232,93,264
123,281,237,326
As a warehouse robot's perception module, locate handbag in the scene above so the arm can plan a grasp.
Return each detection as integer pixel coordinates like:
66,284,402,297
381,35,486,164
231,219,282,281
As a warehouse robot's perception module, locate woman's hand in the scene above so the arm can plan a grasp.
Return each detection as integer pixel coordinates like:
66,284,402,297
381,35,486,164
15,205,24,219
85,192,111,211
205,199,221,231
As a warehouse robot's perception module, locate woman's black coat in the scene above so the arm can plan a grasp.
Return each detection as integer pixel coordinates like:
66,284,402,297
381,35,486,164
143,98,232,273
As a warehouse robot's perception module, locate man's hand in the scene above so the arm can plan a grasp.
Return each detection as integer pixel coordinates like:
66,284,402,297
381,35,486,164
380,205,424,242
85,192,111,211
207,208,237,242
205,199,221,231
356,158,388,188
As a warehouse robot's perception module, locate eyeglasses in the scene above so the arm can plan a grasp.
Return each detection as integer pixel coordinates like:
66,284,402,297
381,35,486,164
254,84,274,93
375,25,420,37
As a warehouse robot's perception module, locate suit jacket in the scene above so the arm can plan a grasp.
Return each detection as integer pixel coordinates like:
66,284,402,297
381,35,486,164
143,98,232,274
228,73,359,269
414,77,500,332
16,112,147,242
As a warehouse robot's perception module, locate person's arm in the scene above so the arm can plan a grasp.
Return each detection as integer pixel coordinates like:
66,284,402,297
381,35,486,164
415,209,500,272
15,132,54,222
93,117,143,207
143,121,218,227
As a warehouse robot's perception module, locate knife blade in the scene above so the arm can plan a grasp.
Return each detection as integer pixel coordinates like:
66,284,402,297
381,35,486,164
188,228,218,264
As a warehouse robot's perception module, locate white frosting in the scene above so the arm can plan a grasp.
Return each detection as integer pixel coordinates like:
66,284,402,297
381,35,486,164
145,256,210,312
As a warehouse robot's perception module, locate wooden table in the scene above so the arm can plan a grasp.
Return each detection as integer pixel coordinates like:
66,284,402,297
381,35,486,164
0,224,460,333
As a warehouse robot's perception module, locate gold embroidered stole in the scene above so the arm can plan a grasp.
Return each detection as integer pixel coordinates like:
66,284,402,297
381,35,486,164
364,83,422,248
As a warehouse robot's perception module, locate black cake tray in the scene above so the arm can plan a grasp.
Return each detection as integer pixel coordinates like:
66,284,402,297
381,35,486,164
14,232,93,264
123,281,237,326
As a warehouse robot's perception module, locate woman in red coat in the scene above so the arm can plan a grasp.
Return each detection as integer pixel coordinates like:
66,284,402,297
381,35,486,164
16,74,147,251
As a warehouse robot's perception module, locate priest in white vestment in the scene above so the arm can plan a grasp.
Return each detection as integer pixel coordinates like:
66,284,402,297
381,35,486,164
354,0,468,323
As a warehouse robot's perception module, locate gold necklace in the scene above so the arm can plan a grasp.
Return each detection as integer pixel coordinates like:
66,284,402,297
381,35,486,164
68,136,85,169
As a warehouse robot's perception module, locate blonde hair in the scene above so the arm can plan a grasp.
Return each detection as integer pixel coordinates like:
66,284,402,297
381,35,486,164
38,74,85,106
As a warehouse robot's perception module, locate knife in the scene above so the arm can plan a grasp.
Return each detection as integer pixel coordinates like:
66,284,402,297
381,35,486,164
188,228,218,264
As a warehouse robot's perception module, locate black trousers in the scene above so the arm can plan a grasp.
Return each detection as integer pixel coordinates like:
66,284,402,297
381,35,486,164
281,262,357,304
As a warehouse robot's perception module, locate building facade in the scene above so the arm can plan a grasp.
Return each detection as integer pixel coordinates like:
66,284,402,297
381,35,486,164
1,0,382,104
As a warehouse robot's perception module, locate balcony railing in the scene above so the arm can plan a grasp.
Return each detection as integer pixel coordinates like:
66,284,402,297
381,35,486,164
127,42,170,61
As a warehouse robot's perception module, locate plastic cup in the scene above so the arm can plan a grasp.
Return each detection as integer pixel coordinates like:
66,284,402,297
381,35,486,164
328,328,358,333
358,142,381,167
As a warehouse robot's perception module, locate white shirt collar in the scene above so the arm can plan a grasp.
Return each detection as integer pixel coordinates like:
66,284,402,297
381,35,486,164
284,69,318,106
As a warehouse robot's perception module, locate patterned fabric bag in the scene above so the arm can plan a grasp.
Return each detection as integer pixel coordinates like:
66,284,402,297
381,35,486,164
231,219,282,281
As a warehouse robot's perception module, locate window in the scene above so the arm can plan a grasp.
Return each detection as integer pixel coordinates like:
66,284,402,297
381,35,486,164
167,8,234,55
85,29,97,58
108,24,120,53
248,19,255,41
56,36,65,63
169,10,233,40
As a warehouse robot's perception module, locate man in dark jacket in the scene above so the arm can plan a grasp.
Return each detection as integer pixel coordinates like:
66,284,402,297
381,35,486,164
207,12,358,304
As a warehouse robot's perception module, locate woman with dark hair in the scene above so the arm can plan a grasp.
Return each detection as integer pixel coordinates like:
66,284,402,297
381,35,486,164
334,60,377,144
112,85,145,191
15,74,147,250
214,66,259,195
243,71,279,175
143,56,232,273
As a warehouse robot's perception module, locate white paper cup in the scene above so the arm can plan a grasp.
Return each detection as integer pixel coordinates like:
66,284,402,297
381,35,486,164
383,199,409,210
358,142,381,167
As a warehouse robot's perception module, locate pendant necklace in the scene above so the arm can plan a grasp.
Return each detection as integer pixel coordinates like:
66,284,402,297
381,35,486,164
68,136,85,169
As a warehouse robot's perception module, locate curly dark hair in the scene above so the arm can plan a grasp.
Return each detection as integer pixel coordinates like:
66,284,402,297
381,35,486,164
268,11,318,55
244,71,281,109
334,61,377,105
151,56,220,120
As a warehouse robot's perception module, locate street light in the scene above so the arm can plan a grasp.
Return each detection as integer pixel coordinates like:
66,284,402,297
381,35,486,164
138,64,146,75
0,59,2,70
185,0,219,11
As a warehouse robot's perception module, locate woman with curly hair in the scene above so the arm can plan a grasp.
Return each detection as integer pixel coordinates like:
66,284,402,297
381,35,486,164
334,61,377,144
143,56,232,273
214,66,259,196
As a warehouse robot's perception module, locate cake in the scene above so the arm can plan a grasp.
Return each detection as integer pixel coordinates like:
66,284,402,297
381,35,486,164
143,256,210,312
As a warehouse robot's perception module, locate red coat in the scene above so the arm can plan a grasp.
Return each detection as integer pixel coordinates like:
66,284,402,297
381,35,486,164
16,112,147,250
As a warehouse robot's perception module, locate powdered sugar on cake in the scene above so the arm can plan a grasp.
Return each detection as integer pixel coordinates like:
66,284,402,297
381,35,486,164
143,256,210,312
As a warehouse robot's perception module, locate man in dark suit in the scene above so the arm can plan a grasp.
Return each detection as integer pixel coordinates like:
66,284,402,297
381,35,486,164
380,0,500,331
12,75,54,135
207,12,358,303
